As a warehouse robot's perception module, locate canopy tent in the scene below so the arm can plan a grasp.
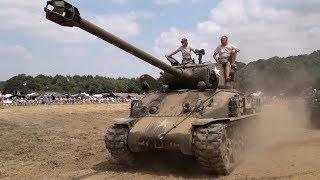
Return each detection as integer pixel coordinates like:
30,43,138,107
4,94,13,98
27,92,39,97
113,93,144,99
93,94,103,98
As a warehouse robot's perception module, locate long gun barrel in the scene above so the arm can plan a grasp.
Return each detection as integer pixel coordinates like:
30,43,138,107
44,0,191,78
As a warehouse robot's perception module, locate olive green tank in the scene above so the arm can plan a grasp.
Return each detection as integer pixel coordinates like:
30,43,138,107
44,0,261,175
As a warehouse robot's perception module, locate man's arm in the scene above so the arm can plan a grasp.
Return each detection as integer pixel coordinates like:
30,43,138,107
166,48,180,58
190,47,197,54
231,44,240,53
213,46,220,63
213,52,219,63
234,48,240,53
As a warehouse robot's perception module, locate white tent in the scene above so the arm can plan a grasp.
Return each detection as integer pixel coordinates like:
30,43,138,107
93,94,103,98
4,94,13,98
3,94,13,104
27,92,38,97
3,99,13,104
80,92,90,97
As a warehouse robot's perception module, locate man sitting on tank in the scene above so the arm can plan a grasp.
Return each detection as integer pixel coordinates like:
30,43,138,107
165,38,197,66
213,36,240,82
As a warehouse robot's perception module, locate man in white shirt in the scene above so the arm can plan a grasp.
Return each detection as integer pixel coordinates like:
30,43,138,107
213,36,240,82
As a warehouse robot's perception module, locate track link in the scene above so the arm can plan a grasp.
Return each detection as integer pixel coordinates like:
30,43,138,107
105,125,135,165
193,123,235,175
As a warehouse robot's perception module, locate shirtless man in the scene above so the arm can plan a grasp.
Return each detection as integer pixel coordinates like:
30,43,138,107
213,36,240,82
166,38,197,65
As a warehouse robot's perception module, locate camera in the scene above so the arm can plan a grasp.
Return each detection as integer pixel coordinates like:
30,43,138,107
195,49,205,64
195,49,205,56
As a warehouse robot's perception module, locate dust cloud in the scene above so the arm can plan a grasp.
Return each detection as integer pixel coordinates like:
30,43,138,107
242,99,312,166
254,99,309,148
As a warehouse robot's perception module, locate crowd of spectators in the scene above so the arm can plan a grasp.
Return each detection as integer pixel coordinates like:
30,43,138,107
0,92,143,106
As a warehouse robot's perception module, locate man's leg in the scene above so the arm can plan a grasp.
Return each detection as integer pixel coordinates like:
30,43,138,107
229,51,238,68
166,56,179,66
224,62,231,83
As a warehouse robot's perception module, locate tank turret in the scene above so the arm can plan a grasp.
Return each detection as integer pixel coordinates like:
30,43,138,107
44,0,225,90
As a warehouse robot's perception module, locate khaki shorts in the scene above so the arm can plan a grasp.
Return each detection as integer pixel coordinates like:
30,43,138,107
182,58,194,64
219,58,230,66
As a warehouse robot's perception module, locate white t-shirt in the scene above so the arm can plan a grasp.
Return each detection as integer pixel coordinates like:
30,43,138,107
214,44,239,59
178,46,192,59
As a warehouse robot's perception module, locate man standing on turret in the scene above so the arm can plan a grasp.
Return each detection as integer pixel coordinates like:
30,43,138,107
213,36,240,82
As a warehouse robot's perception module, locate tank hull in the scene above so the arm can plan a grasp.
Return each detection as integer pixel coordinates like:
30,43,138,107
105,90,261,175
128,114,258,155
128,116,194,155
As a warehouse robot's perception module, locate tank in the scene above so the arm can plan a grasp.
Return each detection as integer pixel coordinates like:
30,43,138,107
304,89,320,128
44,0,261,175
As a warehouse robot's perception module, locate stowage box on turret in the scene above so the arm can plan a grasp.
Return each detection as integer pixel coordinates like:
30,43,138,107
44,0,261,175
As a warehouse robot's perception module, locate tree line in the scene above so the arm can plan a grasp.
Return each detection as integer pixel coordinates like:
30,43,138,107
235,50,320,96
0,75,142,95
1,50,319,96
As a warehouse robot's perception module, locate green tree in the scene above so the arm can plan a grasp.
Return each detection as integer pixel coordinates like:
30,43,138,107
4,74,34,94
0,81,5,93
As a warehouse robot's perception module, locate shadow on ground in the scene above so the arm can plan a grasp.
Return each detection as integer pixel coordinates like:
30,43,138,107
73,151,218,179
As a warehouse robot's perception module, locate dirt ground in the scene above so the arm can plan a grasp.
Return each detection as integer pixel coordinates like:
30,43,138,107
0,102,320,180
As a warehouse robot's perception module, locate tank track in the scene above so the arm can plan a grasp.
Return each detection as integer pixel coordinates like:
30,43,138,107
193,123,244,175
105,125,135,165
310,110,320,128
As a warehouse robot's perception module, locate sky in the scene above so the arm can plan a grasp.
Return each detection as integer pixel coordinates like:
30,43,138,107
0,0,320,81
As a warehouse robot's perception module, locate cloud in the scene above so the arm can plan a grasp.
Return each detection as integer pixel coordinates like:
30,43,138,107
0,1,153,43
0,0,40,8
154,27,210,60
0,44,32,60
154,0,202,5
111,0,127,4
154,0,179,5
210,0,247,25
0,0,157,80
154,0,320,62
93,11,154,37
197,21,221,35
191,0,202,4
262,0,320,14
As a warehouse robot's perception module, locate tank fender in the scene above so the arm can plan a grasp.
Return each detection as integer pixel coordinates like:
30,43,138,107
192,114,258,126
192,118,231,126
114,118,137,129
